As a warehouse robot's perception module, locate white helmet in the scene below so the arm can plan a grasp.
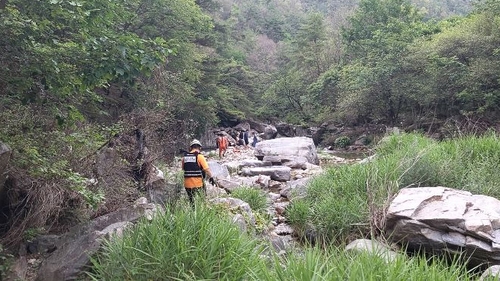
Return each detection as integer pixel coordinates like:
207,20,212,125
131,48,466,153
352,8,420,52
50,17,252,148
190,139,202,147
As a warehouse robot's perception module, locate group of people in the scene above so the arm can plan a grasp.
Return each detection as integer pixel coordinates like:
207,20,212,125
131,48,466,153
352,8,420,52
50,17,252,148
181,130,260,206
216,130,259,158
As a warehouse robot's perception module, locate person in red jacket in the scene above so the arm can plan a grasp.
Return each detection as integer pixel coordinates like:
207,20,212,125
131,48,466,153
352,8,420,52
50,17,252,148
182,139,215,206
216,132,229,159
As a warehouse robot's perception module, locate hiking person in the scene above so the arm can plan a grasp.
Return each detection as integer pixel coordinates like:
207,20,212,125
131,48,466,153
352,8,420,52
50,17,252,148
243,130,249,146
181,139,216,206
215,132,229,159
237,130,245,146
251,132,259,147
237,136,245,146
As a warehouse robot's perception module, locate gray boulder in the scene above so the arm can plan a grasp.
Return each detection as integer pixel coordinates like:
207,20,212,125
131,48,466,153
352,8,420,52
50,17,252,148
345,239,400,263
210,197,255,226
281,177,310,199
208,160,230,179
385,187,500,266
36,198,161,281
241,166,291,182
263,125,278,140
254,137,319,165
216,178,243,193
480,265,500,280
262,155,308,169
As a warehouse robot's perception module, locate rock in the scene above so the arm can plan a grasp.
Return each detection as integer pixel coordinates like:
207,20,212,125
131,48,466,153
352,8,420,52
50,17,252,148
245,120,267,133
266,234,295,254
240,166,291,182
254,137,319,165
6,255,28,281
234,122,251,132
385,187,500,266
262,155,309,169
345,239,400,263
263,125,278,140
280,178,310,199
274,201,290,216
267,192,281,202
480,265,500,280
210,197,255,226
232,214,247,233
239,159,272,168
27,235,59,254
208,161,230,179
35,200,160,281
276,123,297,137
145,165,165,189
144,166,167,205
272,224,294,236
216,178,244,193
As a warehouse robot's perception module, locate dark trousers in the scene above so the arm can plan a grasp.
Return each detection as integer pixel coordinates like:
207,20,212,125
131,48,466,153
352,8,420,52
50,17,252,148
185,187,205,206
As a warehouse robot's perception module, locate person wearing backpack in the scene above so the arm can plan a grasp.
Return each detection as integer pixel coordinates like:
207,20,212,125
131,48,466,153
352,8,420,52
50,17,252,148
182,139,216,206
251,132,259,147
215,132,229,159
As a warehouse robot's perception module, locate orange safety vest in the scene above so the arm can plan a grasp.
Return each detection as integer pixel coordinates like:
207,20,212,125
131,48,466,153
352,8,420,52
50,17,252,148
217,136,228,149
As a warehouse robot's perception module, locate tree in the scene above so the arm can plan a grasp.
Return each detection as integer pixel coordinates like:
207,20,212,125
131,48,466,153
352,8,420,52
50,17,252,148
337,0,433,124
404,10,500,120
0,0,171,124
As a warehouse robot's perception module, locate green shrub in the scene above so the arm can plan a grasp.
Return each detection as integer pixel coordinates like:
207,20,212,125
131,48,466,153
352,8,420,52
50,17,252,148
0,244,13,280
334,136,351,148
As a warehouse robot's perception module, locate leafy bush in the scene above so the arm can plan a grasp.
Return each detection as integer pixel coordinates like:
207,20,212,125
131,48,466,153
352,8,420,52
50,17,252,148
0,244,13,280
334,136,351,148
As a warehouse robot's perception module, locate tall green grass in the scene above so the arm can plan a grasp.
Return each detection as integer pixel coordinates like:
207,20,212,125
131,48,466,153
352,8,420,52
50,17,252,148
88,200,268,281
230,186,268,213
287,132,500,243
88,198,483,280
260,245,476,281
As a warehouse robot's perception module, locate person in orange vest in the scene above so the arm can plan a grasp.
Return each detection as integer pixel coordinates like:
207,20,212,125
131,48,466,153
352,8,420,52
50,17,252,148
182,139,216,206
215,132,229,159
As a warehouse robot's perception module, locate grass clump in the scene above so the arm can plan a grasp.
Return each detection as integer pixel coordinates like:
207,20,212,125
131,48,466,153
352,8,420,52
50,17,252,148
286,162,374,243
89,200,268,281
230,186,268,213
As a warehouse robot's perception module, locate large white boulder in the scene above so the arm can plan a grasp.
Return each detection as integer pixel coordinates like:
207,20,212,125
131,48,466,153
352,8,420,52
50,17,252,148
254,137,319,165
385,187,500,266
